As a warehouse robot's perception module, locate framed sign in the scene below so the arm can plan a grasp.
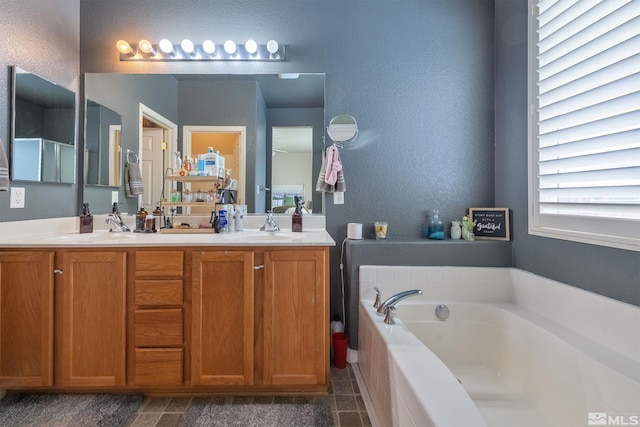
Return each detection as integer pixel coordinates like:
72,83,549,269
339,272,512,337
468,208,511,241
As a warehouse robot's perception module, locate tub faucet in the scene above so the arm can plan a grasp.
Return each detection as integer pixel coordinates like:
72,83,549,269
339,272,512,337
260,212,280,232
106,213,131,232
376,289,423,317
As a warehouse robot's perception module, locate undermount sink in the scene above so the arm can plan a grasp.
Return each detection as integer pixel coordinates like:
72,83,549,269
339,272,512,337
222,231,304,242
42,230,135,243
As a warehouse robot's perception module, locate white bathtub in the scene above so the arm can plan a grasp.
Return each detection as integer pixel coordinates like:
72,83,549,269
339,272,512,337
356,267,640,427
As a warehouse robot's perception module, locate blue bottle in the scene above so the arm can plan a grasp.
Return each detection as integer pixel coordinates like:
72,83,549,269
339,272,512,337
427,210,445,240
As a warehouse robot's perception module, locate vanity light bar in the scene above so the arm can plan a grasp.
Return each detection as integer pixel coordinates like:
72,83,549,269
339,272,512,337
116,39,285,61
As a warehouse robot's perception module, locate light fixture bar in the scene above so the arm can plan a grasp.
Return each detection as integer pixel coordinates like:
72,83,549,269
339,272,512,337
117,39,285,61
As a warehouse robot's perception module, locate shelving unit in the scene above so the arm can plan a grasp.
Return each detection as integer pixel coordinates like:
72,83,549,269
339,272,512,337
163,175,220,209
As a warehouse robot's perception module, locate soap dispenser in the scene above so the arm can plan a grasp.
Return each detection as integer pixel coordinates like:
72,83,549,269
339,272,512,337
292,196,303,232
80,203,93,234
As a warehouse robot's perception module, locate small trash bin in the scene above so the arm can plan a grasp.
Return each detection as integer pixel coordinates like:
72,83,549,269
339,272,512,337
332,332,348,369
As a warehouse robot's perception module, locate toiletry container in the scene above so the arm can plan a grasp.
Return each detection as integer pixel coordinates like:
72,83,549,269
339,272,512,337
427,210,445,240
204,147,218,177
80,203,93,233
144,214,155,233
292,196,303,232
135,206,147,232
197,154,205,176
235,205,245,231
216,151,225,179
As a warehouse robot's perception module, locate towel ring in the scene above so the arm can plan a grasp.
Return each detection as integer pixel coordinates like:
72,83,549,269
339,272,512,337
126,150,139,164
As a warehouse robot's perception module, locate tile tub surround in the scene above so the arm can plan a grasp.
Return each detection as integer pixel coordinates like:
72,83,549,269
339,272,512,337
356,266,640,427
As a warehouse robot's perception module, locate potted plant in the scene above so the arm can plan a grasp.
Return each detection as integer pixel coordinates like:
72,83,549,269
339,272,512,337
461,216,476,241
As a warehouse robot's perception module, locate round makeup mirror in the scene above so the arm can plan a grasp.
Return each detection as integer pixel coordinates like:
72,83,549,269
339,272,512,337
327,114,358,143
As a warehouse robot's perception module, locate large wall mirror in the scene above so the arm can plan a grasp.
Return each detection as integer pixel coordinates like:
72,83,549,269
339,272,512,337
85,100,121,187
11,67,76,184
84,73,325,215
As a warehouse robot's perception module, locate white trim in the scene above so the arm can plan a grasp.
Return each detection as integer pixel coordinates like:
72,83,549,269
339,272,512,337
138,103,178,208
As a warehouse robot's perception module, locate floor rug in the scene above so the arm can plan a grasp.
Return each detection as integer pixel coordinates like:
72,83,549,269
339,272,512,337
0,393,144,427
181,398,335,427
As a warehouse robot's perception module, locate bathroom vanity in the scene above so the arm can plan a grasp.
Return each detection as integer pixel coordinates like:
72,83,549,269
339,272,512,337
0,218,334,396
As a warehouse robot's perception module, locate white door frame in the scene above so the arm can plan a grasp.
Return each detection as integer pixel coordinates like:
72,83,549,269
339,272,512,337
182,125,246,207
138,103,177,207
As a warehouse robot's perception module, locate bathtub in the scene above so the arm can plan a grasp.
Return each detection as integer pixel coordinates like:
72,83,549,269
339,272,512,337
356,267,640,427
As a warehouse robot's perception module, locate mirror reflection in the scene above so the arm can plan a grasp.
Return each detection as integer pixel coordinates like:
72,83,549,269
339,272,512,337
84,73,325,214
11,67,76,184
85,100,121,187
327,114,358,143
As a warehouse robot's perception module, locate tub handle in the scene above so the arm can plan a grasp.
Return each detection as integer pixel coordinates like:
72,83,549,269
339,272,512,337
373,287,382,309
383,306,396,325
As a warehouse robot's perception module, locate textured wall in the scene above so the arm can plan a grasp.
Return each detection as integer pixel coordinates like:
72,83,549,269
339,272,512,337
78,0,496,318
494,0,639,306
0,0,80,220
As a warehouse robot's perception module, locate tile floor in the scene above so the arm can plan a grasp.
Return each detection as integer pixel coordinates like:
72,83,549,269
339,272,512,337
128,364,371,427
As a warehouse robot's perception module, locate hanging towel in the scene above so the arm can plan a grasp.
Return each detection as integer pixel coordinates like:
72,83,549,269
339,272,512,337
315,144,346,193
0,137,9,191
125,161,144,197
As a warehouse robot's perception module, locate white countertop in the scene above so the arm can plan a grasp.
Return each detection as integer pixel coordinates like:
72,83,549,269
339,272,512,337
0,215,335,248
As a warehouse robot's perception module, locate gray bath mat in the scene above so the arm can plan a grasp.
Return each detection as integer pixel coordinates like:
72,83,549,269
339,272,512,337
0,393,144,426
181,397,335,427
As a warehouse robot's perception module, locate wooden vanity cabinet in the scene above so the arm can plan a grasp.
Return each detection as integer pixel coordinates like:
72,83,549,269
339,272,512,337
261,249,329,387
56,251,127,387
132,251,184,386
191,250,254,386
0,251,54,387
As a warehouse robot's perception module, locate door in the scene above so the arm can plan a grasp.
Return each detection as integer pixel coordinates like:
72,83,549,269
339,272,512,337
262,249,328,386
0,251,54,387
191,250,254,385
58,251,126,387
141,127,164,208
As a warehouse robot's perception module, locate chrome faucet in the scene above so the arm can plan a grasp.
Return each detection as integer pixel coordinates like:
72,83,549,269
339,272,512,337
260,212,280,232
106,213,131,232
376,289,423,317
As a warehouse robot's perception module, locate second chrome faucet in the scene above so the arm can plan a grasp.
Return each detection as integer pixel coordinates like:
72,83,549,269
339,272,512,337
376,289,423,325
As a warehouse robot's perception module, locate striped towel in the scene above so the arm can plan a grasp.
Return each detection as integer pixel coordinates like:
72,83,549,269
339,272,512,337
125,161,144,197
315,144,345,193
0,137,9,191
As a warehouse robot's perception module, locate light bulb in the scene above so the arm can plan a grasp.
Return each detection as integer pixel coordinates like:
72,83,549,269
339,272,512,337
116,40,133,55
266,40,279,54
202,40,216,55
181,39,195,54
159,39,174,54
224,40,236,55
138,39,155,55
245,39,258,54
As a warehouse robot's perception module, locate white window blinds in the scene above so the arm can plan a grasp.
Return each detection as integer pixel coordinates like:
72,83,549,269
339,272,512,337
530,0,640,250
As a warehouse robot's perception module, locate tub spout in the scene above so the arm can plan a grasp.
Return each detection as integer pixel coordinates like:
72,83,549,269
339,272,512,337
376,289,423,316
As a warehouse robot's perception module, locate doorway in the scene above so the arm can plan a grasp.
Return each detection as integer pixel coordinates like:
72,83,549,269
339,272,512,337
138,103,177,210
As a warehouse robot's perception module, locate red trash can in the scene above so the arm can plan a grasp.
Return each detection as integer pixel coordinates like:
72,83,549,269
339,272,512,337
332,332,348,369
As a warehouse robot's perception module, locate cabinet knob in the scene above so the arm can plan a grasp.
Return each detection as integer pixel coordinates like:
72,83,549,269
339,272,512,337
253,265,264,270
54,269,63,274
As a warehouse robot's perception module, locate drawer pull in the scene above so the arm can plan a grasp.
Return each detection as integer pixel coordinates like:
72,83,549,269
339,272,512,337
54,269,63,274
253,265,264,270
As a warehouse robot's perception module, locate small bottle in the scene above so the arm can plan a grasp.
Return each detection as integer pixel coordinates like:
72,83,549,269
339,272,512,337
292,196,303,232
135,205,147,232
153,205,162,231
80,203,93,234
144,213,155,233
427,209,445,240
235,205,245,231
183,155,192,174
197,154,205,176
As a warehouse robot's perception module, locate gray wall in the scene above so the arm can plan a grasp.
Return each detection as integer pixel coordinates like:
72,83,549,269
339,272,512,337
494,0,639,307
1,1,636,328
0,0,80,221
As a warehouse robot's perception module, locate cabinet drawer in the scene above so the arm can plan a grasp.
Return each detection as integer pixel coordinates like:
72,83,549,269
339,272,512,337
134,308,183,346
135,280,183,306
135,251,184,277
134,348,183,386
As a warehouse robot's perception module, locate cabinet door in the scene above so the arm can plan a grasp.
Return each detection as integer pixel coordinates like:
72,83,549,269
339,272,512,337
263,249,328,386
58,251,126,387
191,250,254,385
0,251,54,387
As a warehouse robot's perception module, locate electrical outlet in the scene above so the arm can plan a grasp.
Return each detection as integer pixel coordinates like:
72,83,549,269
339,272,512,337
10,187,25,208
112,191,119,204
333,191,344,204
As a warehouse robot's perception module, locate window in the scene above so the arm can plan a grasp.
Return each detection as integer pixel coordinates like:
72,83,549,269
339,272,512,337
528,0,640,251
